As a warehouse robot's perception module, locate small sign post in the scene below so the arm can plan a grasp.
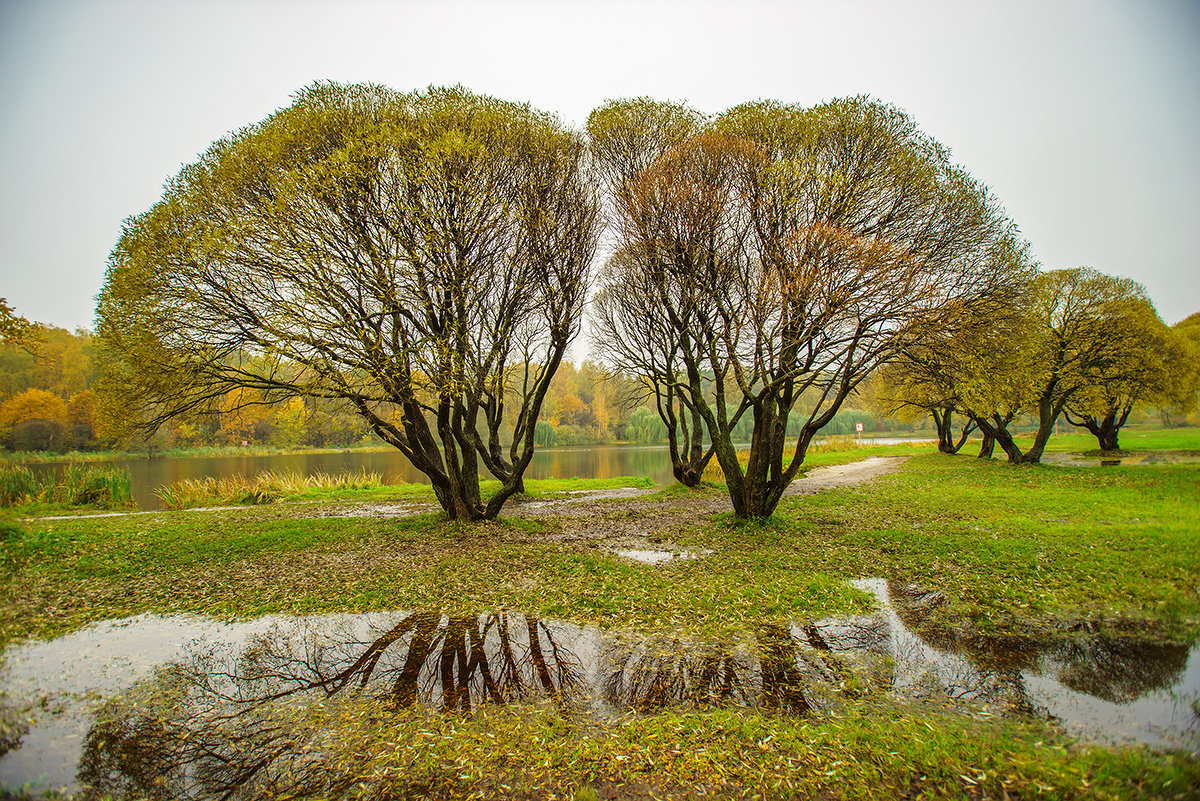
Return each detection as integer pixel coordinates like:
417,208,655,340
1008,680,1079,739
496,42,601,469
855,422,863,441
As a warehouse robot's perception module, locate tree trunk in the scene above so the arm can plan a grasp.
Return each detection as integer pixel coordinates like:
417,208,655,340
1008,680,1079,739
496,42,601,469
1098,425,1120,452
933,409,956,454
932,408,974,455
977,427,996,458
974,413,1024,463
1017,389,1064,464
663,387,710,488
1065,406,1130,452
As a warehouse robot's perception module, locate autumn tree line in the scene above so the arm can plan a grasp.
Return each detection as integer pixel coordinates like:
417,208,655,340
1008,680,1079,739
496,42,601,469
0,313,895,454
8,82,1198,519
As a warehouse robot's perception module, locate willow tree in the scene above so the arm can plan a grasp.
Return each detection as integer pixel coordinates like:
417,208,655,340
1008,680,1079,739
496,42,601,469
1062,295,1182,451
593,96,1015,518
966,268,1160,463
97,83,598,520
588,99,743,487
873,237,1034,457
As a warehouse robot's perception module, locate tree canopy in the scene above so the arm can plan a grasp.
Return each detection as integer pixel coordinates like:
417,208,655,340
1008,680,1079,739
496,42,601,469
97,82,599,520
962,268,1161,462
590,96,1020,517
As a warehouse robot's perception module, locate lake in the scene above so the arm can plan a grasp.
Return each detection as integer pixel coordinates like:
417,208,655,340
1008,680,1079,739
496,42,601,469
27,438,933,510
30,445,681,510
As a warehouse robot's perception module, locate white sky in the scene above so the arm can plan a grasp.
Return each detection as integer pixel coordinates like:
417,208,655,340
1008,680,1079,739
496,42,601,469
2,0,1198,333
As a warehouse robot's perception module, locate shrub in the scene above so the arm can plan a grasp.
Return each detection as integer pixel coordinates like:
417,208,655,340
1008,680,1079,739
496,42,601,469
155,470,382,510
0,463,132,508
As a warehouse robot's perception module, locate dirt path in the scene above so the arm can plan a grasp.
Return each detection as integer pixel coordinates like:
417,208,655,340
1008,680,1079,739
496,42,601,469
505,456,908,550
783,456,906,495
25,457,906,532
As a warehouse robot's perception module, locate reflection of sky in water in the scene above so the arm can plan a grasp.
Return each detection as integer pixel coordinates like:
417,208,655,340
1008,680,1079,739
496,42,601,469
1,589,1197,795
24,439,930,510
1024,653,1200,746
26,445,685,509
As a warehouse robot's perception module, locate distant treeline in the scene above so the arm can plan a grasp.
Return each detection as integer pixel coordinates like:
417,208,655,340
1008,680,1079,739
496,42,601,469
0,327,931,453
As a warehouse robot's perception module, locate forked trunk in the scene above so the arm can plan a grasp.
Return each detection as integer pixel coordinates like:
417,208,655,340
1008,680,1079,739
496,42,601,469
1066,406,1130,453
932,408,975,455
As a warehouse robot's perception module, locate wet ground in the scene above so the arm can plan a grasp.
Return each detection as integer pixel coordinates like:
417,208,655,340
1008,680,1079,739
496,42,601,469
1,580,1195,796
5,454,1197,795
1042,451,1200,467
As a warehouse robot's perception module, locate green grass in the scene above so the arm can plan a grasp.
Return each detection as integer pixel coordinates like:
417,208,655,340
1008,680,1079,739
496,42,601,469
1041,424,1200,453
3,440,1199,800
73,693,1200,800
763,455,1200,636
2,455,1197,647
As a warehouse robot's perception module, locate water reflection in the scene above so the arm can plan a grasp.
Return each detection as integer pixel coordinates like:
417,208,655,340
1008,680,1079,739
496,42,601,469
1,595,1197,796
862,580,1198,743
27,446,686,510
1042,452,1200,468
76,612,590,800
600,623,828,715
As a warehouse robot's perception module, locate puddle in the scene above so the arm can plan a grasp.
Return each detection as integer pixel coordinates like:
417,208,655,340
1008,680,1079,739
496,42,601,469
612,548,713,565
307,501,436,518
1,588,1197,796
1042,451,1200,467
849,580,1199,748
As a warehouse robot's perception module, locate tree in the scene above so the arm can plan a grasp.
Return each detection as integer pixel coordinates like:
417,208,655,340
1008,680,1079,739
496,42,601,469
593,96,1016,517
969,268,1158,463
0,388,67,450
626,405,668,444
589,99,748,487
66,389,99,448
97,83,598,520
1156,312,1200,426
870,362,977,455
0,326,92,403
219,388,277,444
1062,296,1182,450
0,298,39,352
874,241,1034,458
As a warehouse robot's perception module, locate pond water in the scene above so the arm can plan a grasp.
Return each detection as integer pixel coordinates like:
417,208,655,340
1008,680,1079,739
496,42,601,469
29,445,681,510
1041,452,1200,468
1,579,1195,796
26,438,934,511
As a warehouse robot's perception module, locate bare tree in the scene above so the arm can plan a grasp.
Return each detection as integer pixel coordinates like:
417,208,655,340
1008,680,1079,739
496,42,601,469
592,97,1016,517
588,100,748,486
97,83,599,520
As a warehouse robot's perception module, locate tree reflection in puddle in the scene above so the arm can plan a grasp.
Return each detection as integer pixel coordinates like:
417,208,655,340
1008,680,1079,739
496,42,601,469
0,589,1197,796
76,611,593,800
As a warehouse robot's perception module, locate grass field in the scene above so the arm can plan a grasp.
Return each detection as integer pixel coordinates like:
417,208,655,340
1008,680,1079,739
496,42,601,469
2,429,1198,799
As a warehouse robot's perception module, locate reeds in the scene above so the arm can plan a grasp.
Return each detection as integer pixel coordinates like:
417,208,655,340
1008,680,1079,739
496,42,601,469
0,463,133,508
155,470,383,509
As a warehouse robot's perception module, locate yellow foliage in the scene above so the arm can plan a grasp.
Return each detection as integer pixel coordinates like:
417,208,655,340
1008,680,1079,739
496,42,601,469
0,388,67,431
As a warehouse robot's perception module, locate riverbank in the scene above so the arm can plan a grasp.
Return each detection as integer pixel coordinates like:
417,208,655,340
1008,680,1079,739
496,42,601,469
2,445,1198,798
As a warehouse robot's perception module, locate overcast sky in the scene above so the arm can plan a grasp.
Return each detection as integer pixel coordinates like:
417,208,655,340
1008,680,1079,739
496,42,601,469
2,0,1198,334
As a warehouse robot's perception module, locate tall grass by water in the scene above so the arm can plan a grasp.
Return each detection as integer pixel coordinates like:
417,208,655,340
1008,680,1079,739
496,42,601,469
0,463,133,509
155,469,384,509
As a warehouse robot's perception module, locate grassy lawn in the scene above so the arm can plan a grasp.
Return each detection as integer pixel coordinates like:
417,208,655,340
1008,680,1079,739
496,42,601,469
2,431,1198,799
4,436,1198,647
